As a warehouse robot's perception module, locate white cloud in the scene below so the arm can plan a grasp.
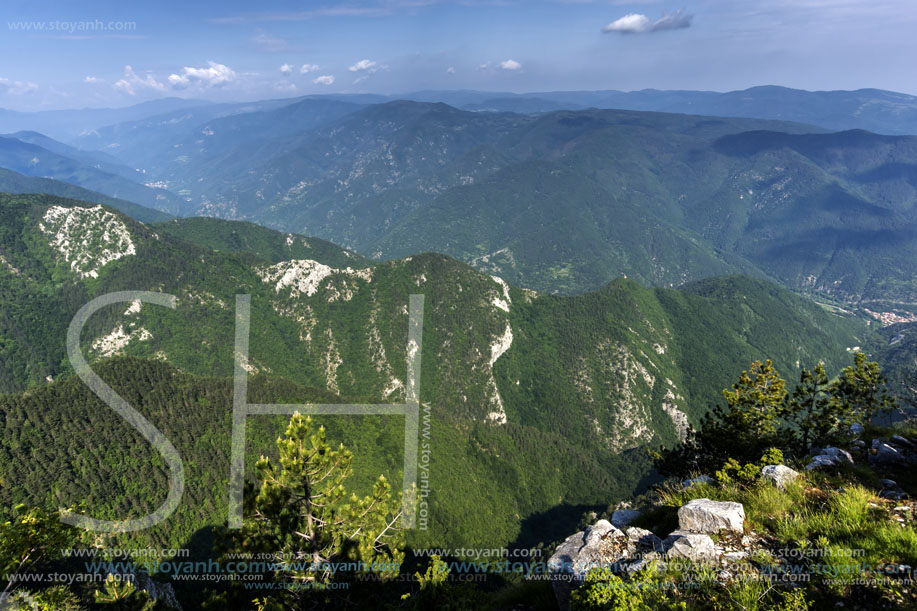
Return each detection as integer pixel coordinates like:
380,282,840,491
499,59,522,71
280,63,293,76
274,81,297,92
349,59,377,72
0,78,38,95
603,9,692,34
603,13,651,33
114,65,165,96
84,76,103,84
446,66,456,74
300,63,320,74
168,61,236,89
313,75,335,85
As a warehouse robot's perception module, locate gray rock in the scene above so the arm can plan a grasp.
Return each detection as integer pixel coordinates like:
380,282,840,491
548,519,627,611
611,509,642,529
870,443,906,466
806,448,853,470
678,498,745,534
849,423,865,436
663,530,717,563
880,479,898,489
626,526,664,552
821,447,854,464
806,455,836,470
682,475,715,488
852,440,866,448
890,435,915,448
761,465,800,489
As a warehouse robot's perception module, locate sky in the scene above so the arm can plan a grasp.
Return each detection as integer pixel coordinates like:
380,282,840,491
1,0,917,110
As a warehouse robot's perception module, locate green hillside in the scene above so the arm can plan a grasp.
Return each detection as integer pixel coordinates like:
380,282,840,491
0,194,871,556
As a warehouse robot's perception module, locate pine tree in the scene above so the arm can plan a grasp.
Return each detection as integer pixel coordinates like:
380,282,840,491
226,412,404,609
653,360,789,474
829,352,896,426
697,360,787,464
786,363,833,455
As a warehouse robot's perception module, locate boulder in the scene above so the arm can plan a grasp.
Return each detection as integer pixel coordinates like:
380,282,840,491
880,479,898,489
806,447,854,470
626,526,664,552
870,443,906,466
548,519,627,611
849,423,865,436
682,475,715,488
611,509,642,529
890,435,915,449
821,447,854,464
760,465,799,489
677,498,745,534
663,530,717,563
805,455,836,470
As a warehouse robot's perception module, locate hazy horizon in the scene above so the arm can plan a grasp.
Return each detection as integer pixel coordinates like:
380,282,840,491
2,0,917,111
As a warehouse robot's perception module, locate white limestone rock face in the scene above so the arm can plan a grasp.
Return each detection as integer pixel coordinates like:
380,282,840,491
257,259,372,299
38,205,136,278
677,498,745,534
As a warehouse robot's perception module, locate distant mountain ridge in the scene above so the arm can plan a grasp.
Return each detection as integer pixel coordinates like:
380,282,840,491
6,86,917,304
0,134,184,211
88,99,917,305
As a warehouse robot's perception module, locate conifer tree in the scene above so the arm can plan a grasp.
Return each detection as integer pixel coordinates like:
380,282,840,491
221,412,404,610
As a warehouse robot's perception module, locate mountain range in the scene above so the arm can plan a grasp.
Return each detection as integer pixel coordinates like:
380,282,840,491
45,99,917,308
4,87,917,308
0,193,868,551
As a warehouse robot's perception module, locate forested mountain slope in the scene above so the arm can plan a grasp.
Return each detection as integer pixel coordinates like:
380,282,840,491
0,194,868,550
85,100,917,306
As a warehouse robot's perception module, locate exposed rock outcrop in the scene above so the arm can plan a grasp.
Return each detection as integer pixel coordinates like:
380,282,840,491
662,530,717,563
677,498,745,534
611,509,642,530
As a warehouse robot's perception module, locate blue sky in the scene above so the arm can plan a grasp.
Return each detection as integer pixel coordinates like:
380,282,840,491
1,0,916,110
